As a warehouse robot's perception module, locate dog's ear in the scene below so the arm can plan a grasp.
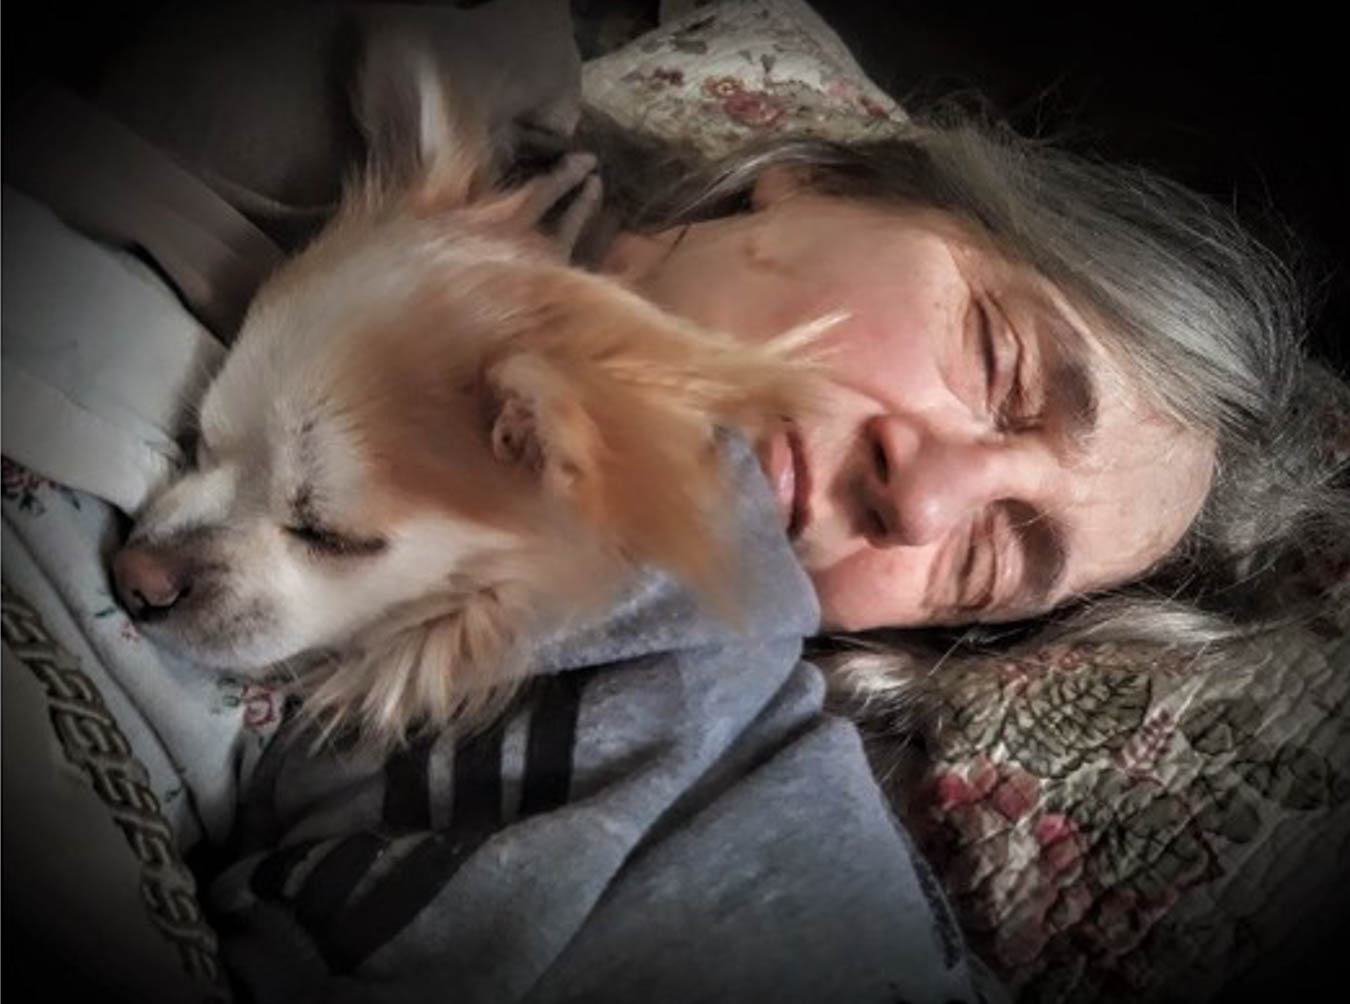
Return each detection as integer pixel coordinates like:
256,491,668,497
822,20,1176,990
478,264,826,611
483,343,733,610
354,30,493,210
484,352,603,501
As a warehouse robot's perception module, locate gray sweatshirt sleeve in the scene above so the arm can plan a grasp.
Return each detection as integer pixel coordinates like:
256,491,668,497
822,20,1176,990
206,440,991,1004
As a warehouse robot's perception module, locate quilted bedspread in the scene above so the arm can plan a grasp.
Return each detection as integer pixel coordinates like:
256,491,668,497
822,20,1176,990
906,615,1350,1002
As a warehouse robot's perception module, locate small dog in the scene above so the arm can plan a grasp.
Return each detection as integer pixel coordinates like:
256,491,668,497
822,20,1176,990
111,44,820,750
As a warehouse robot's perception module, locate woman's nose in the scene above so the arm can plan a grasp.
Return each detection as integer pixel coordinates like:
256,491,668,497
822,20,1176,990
861,414,1014,546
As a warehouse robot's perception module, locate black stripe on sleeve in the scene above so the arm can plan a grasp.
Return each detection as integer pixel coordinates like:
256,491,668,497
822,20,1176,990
317,718,508,973
294,832,387,931
382,734,436,831
447,718,506,836
517,671,586,818
250,838,324,902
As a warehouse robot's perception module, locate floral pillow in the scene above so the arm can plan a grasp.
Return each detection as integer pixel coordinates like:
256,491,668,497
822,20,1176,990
581,0,908,158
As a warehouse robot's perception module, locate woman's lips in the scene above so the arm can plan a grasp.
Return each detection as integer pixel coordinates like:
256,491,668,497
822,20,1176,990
786,425,811,541
758,422,811,541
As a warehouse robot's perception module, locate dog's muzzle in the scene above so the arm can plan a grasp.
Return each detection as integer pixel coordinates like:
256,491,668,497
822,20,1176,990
112,545,192,622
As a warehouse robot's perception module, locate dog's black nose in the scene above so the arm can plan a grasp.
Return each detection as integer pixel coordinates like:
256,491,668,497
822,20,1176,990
112,546,190,620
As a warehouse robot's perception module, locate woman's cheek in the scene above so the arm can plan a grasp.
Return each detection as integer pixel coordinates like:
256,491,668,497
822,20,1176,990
819,309,943,409
810,550,927,632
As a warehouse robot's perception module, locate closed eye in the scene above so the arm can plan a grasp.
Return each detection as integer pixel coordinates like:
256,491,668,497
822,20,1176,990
975,298,998,403
284,523,387,558
977,297,1018,411
956,512,998,611
979,297,1038,433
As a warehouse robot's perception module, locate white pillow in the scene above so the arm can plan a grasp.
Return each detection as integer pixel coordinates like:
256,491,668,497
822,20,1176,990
1,187,225,514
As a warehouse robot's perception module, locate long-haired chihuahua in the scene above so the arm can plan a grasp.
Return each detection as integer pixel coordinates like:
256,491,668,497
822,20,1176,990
111,38,822,751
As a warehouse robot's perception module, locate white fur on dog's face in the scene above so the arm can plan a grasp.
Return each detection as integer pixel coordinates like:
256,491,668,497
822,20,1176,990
124,220,527,670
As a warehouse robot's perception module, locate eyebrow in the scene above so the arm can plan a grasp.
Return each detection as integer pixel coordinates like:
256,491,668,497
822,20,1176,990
1036,306,1100,452
1003,500,1069,606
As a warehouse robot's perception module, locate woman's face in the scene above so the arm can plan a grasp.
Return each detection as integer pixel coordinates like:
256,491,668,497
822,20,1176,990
603,174,1216,631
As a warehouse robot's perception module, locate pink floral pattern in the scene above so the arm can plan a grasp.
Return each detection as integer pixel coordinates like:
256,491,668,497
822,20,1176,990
215,677,287,740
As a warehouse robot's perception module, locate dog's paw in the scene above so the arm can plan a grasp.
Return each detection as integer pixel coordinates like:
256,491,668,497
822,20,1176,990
503,152,603,259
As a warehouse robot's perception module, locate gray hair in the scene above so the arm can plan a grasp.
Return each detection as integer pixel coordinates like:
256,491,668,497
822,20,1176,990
581,107,1349,740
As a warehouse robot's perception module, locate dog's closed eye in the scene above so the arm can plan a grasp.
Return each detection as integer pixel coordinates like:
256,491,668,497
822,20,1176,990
284,523,388,558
